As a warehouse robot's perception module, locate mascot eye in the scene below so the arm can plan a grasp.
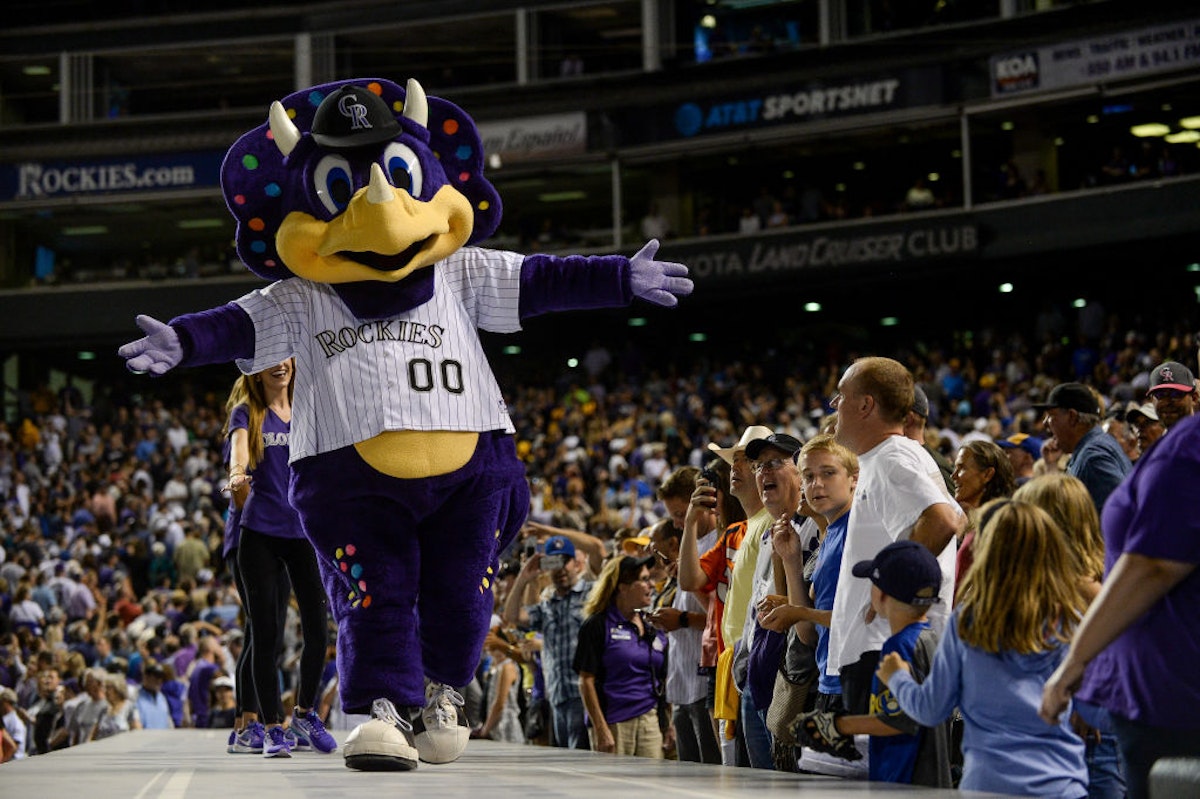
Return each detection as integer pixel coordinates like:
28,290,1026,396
383,142,423,197
314,155,355,215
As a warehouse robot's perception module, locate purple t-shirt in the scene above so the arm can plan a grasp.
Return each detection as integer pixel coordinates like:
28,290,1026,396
228,404,302,540
573,605,667,725
1089,412,1200,728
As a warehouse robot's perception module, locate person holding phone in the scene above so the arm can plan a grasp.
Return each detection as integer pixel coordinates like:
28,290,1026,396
501,535,592,749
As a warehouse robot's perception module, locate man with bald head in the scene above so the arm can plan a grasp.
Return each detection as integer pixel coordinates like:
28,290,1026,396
828,356,963,715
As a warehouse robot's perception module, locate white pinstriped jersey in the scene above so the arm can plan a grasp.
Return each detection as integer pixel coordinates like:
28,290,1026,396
234,246,523,463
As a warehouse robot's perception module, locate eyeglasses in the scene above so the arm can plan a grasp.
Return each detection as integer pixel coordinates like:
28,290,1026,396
753,458,789,475
829,392,843,409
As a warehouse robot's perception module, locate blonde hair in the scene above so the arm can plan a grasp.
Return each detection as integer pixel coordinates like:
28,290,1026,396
799,433,859,477
582,555,644,617
956,499,1089,654
1014,473,1105,583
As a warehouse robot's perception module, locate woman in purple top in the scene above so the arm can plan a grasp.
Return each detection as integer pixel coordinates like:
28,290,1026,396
221,381,286,754
1042,412,1200,799
224,359,336,758
574,554,670,759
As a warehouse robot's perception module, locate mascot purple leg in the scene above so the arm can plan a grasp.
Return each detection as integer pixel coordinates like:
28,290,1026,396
292,433,528,764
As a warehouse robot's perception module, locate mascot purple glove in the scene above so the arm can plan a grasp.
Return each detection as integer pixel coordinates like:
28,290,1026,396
629,239,693,307
118,314,183,375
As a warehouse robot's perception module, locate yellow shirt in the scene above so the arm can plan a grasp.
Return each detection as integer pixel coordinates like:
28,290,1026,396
721,507,771,649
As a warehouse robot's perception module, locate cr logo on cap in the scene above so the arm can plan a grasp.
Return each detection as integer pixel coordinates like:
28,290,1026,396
338,93,372,131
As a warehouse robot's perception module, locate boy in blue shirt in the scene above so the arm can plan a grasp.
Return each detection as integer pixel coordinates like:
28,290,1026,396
798,540,951,787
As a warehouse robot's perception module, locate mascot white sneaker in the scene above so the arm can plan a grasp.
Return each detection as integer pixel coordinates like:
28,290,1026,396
412,683,470,764
342,699,419,771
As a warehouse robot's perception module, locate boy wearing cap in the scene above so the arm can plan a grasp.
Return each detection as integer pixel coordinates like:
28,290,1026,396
798,541,951,787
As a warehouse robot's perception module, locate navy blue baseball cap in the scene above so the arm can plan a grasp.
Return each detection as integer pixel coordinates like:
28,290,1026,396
543,535,575,559
852,540,942,607
996,433,1043,459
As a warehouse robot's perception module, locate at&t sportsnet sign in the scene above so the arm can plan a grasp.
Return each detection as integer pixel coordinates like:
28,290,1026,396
619,66,944,146
0,151,225,203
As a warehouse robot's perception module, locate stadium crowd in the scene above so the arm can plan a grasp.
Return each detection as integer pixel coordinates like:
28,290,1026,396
0,306,1196,796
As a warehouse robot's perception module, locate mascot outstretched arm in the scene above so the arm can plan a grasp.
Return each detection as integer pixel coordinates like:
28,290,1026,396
119,78,691,771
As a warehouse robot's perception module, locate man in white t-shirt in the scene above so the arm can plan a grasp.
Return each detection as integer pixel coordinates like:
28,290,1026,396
828,356,963,715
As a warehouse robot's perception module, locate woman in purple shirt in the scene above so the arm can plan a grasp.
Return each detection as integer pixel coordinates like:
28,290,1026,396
574,554,670,758
224,359,336,758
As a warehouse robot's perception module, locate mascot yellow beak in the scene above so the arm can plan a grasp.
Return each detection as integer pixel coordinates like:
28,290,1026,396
277,164,474,284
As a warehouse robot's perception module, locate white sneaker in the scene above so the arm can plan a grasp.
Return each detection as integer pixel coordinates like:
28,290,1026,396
413,682,469,764
342,698,419,771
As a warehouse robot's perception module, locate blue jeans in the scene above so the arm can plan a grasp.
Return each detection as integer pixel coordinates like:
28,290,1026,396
739,688,774,770
1073,700,1126,799
1112,714,1200,799
551,697,589,749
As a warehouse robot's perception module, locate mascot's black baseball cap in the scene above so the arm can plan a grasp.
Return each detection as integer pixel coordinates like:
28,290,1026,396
312,85,401,150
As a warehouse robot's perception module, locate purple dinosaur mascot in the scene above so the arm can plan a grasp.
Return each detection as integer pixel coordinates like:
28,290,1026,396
118,77,692,771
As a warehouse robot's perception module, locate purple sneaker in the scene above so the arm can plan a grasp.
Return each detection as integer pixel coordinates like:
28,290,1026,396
263,724,293,758
292,708,338,754
230,721,265,754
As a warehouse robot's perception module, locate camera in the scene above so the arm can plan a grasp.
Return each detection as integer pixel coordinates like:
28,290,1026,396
522,535,539,557
540,554,567,571
699,467,720,486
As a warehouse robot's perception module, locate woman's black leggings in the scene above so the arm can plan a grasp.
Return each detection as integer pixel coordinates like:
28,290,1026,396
226,550,290,719
237,528,328,724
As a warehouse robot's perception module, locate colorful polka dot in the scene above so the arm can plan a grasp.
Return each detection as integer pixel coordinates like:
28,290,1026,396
392,100,404,114
443,119,459,135
458,171,469,183
455,145,472,161
264,259,277,268
335,547,344,559
362,596,372,608
358,580,367,591
478,200,490,211
250,241,267,254
248,218,266,232
308,91,325,108
482,577,490,589
233,194,246,206
367,82,383,96
350,563,363,579
242,154,259,170
265,183,281,197
346,545,356,556
340,561,348,572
